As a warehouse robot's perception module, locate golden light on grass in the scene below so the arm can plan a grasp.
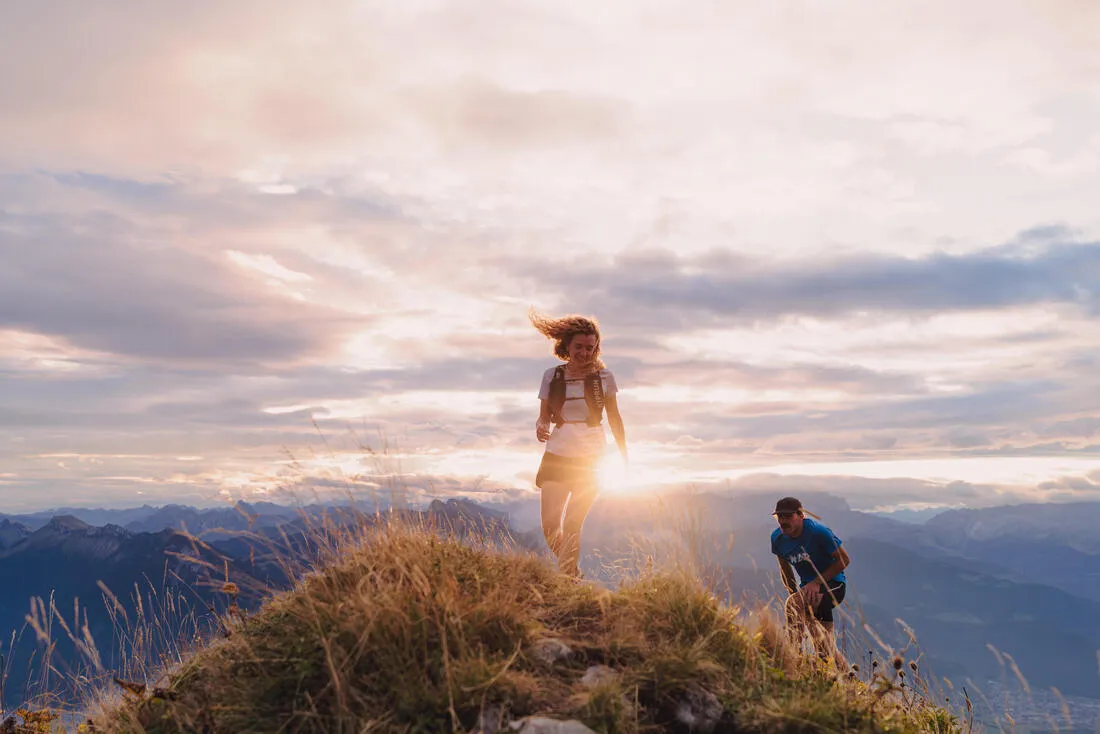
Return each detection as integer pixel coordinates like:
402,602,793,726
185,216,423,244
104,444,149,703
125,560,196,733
81,520,957,733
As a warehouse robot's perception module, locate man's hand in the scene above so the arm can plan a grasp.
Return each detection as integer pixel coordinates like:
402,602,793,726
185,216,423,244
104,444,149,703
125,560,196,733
536,420,551,442
799,581,823,608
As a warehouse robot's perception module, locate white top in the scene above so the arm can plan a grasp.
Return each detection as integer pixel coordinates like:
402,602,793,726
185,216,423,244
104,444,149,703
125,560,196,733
538,366,618,458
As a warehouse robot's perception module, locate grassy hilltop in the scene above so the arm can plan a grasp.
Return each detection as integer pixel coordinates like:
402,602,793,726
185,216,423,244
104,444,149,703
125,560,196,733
42,519,956,733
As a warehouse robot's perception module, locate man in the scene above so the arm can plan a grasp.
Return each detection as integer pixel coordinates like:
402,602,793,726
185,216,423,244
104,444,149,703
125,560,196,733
769,497,850,664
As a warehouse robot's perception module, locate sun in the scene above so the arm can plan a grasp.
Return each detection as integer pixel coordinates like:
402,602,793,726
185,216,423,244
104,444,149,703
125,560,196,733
596,453,654,495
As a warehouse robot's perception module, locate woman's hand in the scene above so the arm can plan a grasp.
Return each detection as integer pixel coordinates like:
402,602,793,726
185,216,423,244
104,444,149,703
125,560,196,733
536,419,551,442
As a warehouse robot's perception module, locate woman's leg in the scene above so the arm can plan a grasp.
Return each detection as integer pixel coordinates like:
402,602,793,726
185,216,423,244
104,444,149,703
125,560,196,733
540,481,571,558
558,482,599,576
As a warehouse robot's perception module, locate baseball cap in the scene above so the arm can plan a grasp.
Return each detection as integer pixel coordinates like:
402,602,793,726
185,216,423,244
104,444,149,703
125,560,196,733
771,497,803,516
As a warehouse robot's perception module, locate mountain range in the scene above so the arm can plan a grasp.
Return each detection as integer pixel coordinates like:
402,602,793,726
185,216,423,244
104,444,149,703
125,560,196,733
521,491,1100,701
2,493,1099,715
0,513,262,713
0,497,530,712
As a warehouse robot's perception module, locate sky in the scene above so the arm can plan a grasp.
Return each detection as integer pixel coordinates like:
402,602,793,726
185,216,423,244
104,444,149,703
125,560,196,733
1,0,1099,514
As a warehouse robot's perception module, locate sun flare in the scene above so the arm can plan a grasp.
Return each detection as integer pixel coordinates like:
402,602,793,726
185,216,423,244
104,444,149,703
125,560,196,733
596,453,667,496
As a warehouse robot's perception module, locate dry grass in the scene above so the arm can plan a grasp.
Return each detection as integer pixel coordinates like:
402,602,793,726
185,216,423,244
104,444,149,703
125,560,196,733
74,516,957,734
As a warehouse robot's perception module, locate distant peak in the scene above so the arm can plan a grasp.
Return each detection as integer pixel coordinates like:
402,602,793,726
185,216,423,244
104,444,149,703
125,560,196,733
46,514,92,532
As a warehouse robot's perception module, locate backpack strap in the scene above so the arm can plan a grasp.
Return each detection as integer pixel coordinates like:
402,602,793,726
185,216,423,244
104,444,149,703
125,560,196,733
547,365,567,428
583,370,606,427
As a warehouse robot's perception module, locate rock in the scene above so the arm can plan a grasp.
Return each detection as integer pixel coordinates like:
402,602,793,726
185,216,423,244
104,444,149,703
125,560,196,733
509,717,598,734
580,664,619,689
530,637,573,665
475,705,507,734
675,685,724,733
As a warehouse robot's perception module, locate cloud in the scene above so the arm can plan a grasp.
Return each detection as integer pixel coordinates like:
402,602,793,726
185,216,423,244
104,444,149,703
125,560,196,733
518,241,1100,325
3,2,1100,512
4,1,1099,255
0,2,379,174
398,80,627,148
0,187,376,365
633,359,926,394
1037,470,1100,493
1,173,1097,514
723,473,993,508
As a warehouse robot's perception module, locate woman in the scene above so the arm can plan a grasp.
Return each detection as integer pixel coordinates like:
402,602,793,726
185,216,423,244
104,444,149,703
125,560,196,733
530,310,628,577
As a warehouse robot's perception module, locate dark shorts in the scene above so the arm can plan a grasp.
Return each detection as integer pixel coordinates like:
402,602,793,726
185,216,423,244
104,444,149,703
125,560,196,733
535,452,598,489
812,582,847,623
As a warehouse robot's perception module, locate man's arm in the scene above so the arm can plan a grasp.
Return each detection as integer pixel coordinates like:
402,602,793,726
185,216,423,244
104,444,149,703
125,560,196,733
806,546,850,592
777,557,798,595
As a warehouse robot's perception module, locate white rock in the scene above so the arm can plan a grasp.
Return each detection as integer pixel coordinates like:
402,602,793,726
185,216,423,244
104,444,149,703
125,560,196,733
509,716,598,734
580,664,619,689
675,685,724,733
475,705,506,733
530,637,573,665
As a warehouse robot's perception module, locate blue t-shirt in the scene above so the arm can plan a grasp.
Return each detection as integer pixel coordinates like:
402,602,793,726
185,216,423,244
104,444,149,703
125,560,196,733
770,517,846,587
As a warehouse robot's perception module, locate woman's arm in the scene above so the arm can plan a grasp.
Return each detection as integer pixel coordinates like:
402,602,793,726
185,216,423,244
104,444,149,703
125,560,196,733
605,394,628,460
536,399,552,442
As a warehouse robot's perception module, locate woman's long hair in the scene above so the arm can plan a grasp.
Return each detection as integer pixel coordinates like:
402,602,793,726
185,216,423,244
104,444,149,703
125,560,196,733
529,309,606,370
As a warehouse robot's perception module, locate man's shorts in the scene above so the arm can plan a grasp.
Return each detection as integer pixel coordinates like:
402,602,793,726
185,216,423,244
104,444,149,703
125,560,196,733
813,581,847,623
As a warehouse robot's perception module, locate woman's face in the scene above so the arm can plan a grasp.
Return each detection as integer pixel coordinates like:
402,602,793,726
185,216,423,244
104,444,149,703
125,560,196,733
567,333,598,366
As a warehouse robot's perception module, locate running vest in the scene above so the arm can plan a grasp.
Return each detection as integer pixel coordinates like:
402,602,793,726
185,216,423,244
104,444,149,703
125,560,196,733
547,365,606,428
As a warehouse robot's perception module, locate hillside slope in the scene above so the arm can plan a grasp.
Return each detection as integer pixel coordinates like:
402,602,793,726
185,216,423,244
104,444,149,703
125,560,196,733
93,523,955,734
